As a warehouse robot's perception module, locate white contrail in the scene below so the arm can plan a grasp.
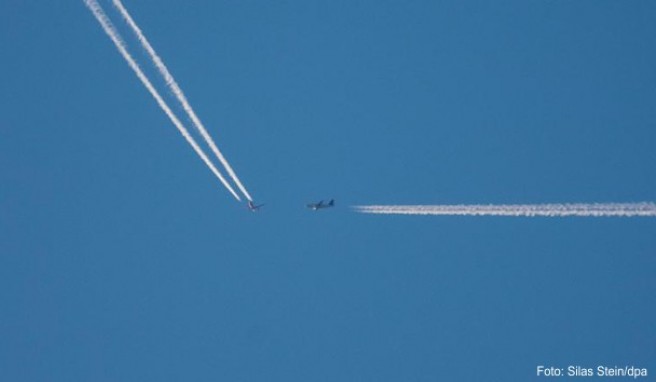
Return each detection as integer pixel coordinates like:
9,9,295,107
352,203,656,217
84,0,241,201
112,0,254,202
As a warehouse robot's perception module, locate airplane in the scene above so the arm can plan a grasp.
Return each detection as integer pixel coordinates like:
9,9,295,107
247,201,264,212
306,199,335,211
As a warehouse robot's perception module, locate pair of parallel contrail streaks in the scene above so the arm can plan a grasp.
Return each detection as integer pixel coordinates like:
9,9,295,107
112,0,253,202
84,0,250,202
352,203,656,217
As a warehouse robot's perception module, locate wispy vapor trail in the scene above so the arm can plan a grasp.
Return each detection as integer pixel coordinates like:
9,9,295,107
84,0,241,201
112,0,254,202
353,203,656,217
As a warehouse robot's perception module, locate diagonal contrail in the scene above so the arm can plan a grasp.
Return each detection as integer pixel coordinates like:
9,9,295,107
352,203,656,217
84,0,241,201
112,0,254,202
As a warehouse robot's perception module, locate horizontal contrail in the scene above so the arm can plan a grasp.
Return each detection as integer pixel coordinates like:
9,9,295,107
352,203,656,217
112,0,254,202
84,0,241,201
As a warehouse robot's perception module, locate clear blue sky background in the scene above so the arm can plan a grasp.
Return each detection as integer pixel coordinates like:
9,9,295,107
1,1,655,380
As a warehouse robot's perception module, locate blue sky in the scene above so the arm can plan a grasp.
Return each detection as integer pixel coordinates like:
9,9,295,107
1,0,655,380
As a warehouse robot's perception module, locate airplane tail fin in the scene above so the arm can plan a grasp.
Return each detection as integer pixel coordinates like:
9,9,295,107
328,199,334,206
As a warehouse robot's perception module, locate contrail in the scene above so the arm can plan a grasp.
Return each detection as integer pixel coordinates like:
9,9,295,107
352,203,656,217
83,0,241,201
112,0,254,202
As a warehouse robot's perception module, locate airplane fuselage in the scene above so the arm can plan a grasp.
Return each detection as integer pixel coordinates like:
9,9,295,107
307,199,335,211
